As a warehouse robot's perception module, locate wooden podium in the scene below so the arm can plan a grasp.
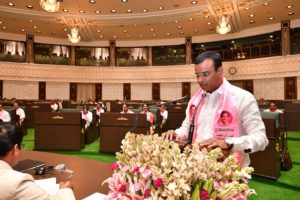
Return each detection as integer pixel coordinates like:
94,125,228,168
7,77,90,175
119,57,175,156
99,113,149,153
35,112,84,150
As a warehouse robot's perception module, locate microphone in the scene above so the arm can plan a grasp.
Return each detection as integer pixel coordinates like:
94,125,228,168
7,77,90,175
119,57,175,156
185,93,206,146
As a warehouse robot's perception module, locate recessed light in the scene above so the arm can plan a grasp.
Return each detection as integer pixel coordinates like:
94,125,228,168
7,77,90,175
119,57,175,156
268,16,274,20
209,28,214,31
166,33,170,36
79,10,85,13
152,34,156,37
36,30,41,34
111,9,116,13
133,24,138,27
95,10,101,14
99,35,103,38
177,26,182,29
174,20,179,23
97,30,101,33
150,28,154,32
127,9,132,13
122,0,128,2
142,9,148,12
191,1,197,5
126,35,130,38
194,30,199,33
123,30,127,33
157,6,164,10
64,28,68,31
249,14,255,18
204,16,209,19
21,29,25,32
27,5,33,9
249,20,255,24
113,35,117,38
263,2,270,6
269,35,273,38
29,19,33,22
288,12,295,16
7,3,15,7
244,7,250,10
63,9,68,12
207,22,212,25
287,5,293,9
189,18,193,21
0,21,2,24
2,26,7,30
139,35,143,38
89,0,96,4
51,32,56,35
33,26,38,29
180,31,184,34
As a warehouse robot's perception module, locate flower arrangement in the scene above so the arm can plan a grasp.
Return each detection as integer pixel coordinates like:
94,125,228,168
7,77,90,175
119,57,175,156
103,133,255,200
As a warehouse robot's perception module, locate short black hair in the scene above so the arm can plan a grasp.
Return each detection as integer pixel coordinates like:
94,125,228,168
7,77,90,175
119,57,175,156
0,123,23,157
194,51,222,70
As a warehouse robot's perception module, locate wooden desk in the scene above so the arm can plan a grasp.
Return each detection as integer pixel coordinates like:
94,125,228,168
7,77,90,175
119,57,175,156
166,104,187,130
19,151,111,199
35,112,84,151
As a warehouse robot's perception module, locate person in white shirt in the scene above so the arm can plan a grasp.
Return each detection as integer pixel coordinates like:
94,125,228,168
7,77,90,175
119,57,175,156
0,123,75,200
12,103,25,127
264,102,283,113
121,104,134,114
0,104,11,122
162,51,268,167
50,100,59,112
159,104,168,125
81,106,93,129
93,102,105,124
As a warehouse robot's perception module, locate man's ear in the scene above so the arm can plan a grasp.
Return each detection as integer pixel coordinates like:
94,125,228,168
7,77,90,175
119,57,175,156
12,144,20,157
217,66,223,74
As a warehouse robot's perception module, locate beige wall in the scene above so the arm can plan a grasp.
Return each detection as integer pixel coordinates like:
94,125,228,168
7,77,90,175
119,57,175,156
191,82,199,96
160,82,182,100
131,83,152,100
46,82,70,100
102,83,123,100
254,78,285,100
3,80,38,100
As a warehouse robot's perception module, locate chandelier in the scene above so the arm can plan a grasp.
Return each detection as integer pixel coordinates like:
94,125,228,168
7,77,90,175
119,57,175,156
67,28,81,44
216,15,231,35
40,0,60,13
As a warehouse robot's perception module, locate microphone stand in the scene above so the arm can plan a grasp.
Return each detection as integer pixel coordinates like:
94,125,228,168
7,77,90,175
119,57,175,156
182,93,206,149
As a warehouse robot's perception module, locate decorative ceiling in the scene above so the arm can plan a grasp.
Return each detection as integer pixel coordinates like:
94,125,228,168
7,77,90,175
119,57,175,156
0,0,299,41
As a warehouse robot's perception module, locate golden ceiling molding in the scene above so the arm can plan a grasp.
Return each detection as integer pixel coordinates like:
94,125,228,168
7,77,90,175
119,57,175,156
0,55,300,83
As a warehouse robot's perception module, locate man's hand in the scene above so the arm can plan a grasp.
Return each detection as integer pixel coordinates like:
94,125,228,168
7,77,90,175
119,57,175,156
161,130,180,141
199,138,229,149
59,181,74,190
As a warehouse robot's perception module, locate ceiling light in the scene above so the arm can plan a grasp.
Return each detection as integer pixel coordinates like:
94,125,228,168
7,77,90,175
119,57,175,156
33,26,38,29
133,24,138,27
127,9,132,13
180,32,184,35
189,18,193,21
97,30,101,33
0,21,2,24
123,30,127,33
79,10,85,13
63,9,68,12
177,26,182,29
67,28,81,44
63,28,68,31
204,16,209,19
194,30,199,33
111,9,116,13
249,20,255,24
139,35,143,38
113,35,117,38
51,32,56,35
216,15,231,35
150,28,154,32
40,0,60,12
99,35,103,38
244,7,250,10
158,6,164,10
27,5,33,9
95,10,101,14
249,14,255,17
268,16,274,20
21,29,25,32
209,28,214,31
89,0,96,4
263,2,270,6
174,20,179,23
2,27,7,30
36,30,41,34
288,12,294,16
122,0,128,2
207,22,212,25
152,34,156,37
142,9,148,12
7,3,15,6
191,1,197,5
29,19,33,22
166,33,171,36
126,35,130,38
287,5,293,9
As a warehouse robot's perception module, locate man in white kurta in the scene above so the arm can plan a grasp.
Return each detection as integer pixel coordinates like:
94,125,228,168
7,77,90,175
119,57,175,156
0,104,11,122
162,51,268,167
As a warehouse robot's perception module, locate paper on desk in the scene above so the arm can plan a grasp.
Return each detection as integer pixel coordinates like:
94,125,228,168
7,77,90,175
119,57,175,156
35,177,59,196
83,192,107,200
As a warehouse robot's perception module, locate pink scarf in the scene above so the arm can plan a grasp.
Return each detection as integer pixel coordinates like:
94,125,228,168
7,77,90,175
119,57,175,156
189,78,242,165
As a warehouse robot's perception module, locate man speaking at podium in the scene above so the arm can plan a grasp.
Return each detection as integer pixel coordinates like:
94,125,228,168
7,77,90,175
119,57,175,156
162,51,268,167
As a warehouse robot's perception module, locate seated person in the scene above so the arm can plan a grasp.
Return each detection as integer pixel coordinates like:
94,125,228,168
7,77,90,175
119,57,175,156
264,102,283,113
121,104,134,114
81,106,93,129
0,123,75,200
139,103,155,126
50,100,59,112
0,104,11,122
11,103,25,127
155,104,168,134
93,102,105,124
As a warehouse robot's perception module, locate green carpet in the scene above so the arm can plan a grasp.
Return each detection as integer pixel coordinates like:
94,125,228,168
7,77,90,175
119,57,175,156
23,128,300,199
